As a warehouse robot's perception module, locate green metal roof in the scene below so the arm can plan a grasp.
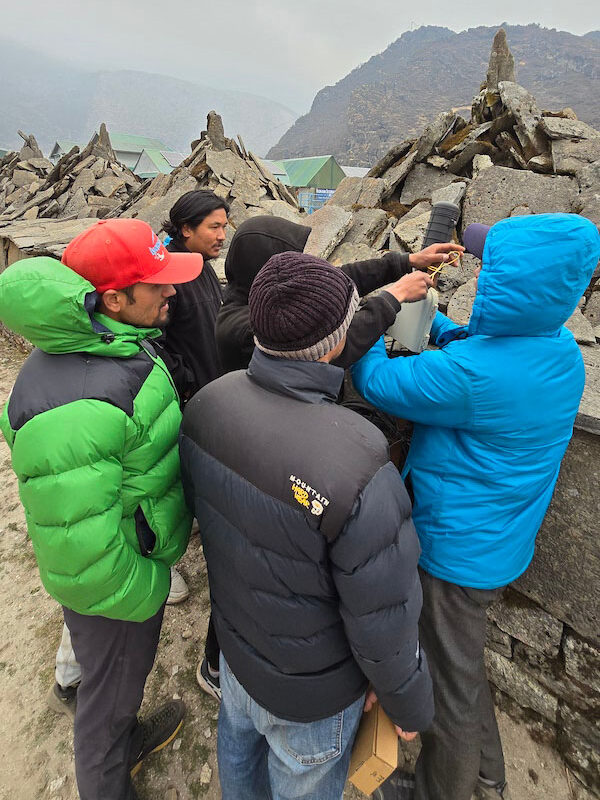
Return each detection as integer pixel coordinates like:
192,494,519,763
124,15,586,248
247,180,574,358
133,149,185,179
52,133,171,156
108,132,170,152
260,159,291,185
281,156,331,188
279,156,346,190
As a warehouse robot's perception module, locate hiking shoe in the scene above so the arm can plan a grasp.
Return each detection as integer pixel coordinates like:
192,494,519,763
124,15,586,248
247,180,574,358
196,657,221,702
130,699,185,777
474,777,512,799
47,682,78,719
166,567,189,605
373,770,415,800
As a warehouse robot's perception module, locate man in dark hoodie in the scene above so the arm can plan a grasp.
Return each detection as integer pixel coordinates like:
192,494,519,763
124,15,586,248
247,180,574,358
215,215,460,374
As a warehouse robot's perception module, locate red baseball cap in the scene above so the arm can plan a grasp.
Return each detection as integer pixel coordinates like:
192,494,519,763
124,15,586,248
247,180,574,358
61,218,203,293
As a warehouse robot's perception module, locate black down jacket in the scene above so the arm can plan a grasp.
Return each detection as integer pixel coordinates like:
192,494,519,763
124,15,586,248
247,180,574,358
180,349,433,730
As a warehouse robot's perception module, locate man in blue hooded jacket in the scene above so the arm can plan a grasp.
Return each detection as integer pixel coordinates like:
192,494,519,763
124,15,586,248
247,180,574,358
352,213,600,800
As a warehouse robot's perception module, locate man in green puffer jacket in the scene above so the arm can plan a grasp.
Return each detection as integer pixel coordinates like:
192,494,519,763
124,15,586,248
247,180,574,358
0,219,201,800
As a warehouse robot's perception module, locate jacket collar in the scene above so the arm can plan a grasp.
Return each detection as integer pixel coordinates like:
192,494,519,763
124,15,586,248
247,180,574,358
247,349,343,405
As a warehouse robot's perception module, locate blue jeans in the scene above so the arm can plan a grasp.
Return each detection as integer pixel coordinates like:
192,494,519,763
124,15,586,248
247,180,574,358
217,654,365,800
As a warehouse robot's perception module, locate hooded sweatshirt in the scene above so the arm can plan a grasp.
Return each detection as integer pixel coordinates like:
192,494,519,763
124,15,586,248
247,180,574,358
0,257,191,621
353,213,600,588
215,215,410,374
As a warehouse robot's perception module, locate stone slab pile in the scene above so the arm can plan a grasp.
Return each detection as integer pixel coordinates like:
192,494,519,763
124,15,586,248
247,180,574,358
0,124,141,223
113,111,303,278
319,27,599,348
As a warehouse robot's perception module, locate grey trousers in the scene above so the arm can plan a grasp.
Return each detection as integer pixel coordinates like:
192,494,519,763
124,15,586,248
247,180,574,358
414,569,505,800
63,603,165,800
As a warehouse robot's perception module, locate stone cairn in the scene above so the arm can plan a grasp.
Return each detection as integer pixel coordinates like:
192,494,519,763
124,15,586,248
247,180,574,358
0,124,141,222
110,111,302,279
316,27,600,347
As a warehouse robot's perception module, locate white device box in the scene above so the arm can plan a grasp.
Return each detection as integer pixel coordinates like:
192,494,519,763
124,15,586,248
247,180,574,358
386,287,439,353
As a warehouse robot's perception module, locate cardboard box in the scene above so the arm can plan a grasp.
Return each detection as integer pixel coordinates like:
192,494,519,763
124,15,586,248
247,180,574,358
348,702,398,795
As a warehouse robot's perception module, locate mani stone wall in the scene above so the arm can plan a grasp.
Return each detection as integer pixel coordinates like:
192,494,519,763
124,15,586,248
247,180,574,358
484,355,600,796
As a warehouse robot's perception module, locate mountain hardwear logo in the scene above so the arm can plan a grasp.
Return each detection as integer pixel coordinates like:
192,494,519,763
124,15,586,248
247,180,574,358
289,475,329,516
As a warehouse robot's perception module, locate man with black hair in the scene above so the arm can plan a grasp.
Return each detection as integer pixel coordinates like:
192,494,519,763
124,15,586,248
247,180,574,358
160,189,229,399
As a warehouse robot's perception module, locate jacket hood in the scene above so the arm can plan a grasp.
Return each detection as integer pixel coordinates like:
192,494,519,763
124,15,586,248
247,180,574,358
224,215,311,296
0,257,160,355
468,213,600,338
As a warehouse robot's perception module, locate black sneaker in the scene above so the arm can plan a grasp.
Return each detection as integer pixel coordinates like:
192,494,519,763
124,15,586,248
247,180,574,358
373,770,416,800
47,682,78,719
129,699,185,777
196,657,221,702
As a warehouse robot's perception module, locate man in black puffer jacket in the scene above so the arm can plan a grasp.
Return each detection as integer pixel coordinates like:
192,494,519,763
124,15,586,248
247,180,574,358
180,252,433,800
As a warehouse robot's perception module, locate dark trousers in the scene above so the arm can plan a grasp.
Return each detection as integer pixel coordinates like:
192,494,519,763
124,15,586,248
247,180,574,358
205,614,220,672
414,569,505,800
63,603,165,800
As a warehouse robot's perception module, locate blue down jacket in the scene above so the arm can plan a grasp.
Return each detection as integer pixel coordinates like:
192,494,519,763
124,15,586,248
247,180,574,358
353,213,600,589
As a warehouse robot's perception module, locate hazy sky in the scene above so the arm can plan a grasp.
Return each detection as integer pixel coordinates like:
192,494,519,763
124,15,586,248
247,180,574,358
3,0,599,113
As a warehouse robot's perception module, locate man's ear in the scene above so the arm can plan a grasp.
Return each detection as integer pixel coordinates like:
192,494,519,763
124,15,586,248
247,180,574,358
181,223,193,239
99,289,123,314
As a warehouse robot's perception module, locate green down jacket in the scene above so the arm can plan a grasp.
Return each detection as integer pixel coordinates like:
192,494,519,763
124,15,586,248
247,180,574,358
0,257,191,621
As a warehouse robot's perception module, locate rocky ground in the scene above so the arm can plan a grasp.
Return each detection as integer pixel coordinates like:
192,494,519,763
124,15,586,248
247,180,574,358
0,334,589,800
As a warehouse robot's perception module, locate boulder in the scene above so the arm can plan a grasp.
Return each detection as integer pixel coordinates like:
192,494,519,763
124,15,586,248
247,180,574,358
514,419,600,641
328,176,385,209
446,278,476,325
486,28,515,91
498,81,547,161
342,208,389,248
488,589,563,657
541,117,600,141
563,635,600,694
552,139,600,175
303,205,353,259
583,291,600,327
0,218,97,270
400,164,455,205
11,169,36,189
485,649,559,722
462,166,577,229
565,308,596,344
392,206,432,252
431,181,467,206
329,242,381,267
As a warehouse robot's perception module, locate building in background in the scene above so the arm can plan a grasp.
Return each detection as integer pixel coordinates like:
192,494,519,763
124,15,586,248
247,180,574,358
260,155,346,213
49,132,174,170
132,149,185,179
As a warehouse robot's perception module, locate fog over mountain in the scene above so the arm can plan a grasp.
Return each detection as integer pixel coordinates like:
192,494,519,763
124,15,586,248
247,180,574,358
0,39,297,157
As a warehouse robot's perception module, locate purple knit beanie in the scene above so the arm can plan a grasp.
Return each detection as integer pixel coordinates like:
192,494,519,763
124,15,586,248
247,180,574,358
249,251,360,361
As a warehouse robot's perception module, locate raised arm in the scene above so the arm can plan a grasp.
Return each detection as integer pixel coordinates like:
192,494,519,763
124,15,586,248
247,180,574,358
352,337,472,427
